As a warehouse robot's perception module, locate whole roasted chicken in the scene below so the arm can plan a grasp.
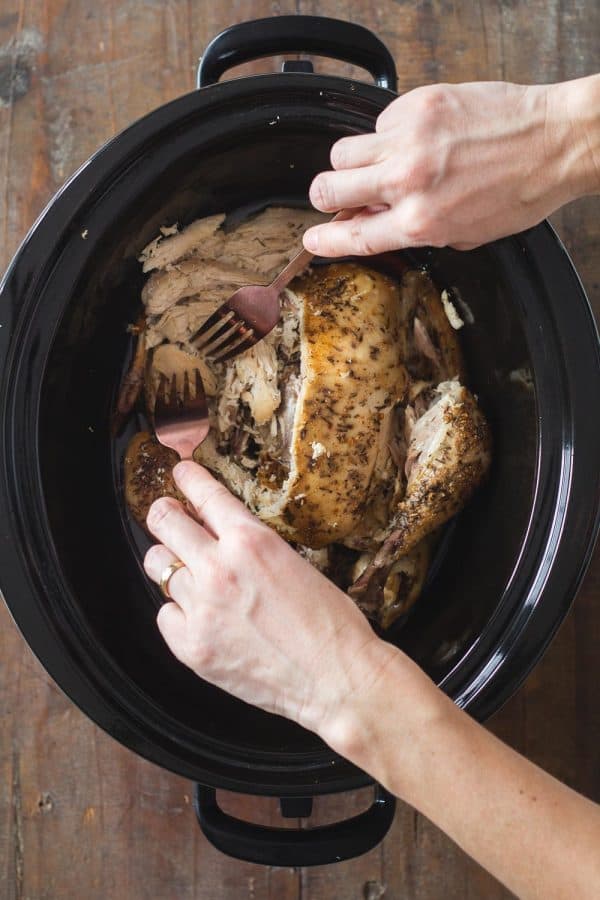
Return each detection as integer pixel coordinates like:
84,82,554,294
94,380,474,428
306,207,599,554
122,208,491,629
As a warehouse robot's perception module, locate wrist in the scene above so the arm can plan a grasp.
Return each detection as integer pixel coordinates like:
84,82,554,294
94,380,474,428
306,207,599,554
547,75,600,199
319,639,456,801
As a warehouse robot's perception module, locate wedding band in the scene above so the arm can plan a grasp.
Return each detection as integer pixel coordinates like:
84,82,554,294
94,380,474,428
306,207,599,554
159,560,186,599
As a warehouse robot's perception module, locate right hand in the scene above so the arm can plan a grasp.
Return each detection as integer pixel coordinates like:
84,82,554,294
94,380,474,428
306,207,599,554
303,77,598,256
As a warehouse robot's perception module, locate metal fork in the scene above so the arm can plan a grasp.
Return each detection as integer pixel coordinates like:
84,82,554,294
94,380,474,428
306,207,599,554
153,369,210,460
189,209,352,362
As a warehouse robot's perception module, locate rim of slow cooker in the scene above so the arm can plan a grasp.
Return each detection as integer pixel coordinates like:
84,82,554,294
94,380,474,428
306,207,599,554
437,225,600,712
1,74,599,792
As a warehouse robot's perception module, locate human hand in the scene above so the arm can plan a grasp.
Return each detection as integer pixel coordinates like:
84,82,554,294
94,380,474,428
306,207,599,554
303,77,599,255
144,468,600,900
143,461,415,749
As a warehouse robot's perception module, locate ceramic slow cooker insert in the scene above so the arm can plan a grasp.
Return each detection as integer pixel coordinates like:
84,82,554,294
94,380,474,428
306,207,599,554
1,17,599,866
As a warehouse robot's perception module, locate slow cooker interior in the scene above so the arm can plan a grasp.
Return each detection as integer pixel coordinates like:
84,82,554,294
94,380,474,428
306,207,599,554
39,127,537,754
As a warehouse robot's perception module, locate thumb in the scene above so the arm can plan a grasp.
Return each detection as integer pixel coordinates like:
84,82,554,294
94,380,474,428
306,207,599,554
303,209,407,257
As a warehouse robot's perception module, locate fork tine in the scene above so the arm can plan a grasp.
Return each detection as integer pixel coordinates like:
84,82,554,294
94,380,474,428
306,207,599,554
155,373,168,409
211,332,257,362
182,369,191,406
191,308,236,349
192,369,208,410
184,368,209,414
153,373,169,424
198,319,242,354
202,319,255,358
157,373,166,398
168,372,178,408
195,315,243,354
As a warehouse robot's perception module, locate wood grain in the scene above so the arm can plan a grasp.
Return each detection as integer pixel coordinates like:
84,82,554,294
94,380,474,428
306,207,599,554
0,1,598,898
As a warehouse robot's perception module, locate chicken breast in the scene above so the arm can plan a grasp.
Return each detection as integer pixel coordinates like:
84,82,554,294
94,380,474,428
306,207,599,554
197,263,409,548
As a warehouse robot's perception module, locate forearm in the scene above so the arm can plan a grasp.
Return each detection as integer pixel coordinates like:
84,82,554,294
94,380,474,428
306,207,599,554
547,73,600,200
325,646,600,900
148,464,600,895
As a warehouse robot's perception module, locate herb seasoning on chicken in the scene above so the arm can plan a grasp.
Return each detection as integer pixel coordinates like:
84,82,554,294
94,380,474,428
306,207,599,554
121,207,492,629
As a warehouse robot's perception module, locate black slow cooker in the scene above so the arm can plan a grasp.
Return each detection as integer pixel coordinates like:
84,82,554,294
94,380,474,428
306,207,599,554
1,16,599,868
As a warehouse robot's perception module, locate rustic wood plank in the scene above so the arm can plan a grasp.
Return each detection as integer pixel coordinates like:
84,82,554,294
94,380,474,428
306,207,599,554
295,2,600,898
0,1,599,898
0,2,300,897
297,787,384,899
0,1,48,263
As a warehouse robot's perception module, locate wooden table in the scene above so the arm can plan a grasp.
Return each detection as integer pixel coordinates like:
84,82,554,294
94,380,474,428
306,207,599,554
0,2,598,897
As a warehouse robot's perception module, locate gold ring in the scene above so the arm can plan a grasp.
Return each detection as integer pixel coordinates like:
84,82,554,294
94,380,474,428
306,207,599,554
159,560,186,599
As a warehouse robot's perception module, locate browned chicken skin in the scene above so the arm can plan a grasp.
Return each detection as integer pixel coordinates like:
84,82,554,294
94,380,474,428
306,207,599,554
124,431,182,526
349,380,491,606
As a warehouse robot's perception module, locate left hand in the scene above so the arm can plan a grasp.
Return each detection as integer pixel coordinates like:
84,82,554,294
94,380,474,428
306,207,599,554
143,461,406,746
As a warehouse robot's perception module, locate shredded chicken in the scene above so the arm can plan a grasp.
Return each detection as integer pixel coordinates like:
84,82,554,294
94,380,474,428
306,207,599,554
212,290,302,475
140,207,320,476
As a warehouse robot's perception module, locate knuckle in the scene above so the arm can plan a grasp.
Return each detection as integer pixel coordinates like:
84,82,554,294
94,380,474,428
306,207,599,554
372,162,396,202
404,156,437,193
147,497,179,530
214,563,242,594
403,219,428,245
195,483,230,517
375,102,397,132
234,520,271,555
410,86,455,143
185,621,214,670
349,221,378,256
156,603,175,639
426,227,448,248
418,84,450,119
400,198,434,244
224,567,241,591
405,219,433,244
143,543,163,571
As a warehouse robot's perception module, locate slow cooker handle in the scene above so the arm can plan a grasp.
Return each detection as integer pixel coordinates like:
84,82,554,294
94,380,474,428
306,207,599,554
197,16,397,91
194,783,396,867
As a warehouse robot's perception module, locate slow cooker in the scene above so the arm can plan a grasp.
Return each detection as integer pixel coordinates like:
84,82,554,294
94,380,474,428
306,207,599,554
1,16,599,867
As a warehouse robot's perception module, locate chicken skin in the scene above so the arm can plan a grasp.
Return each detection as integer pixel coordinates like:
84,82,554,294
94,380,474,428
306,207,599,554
349,380,491,606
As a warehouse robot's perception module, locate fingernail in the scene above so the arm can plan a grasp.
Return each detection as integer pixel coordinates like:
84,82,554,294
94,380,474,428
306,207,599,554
304,229,319,252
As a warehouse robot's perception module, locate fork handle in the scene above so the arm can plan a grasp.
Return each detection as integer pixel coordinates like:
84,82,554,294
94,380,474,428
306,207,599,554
270,209,354,293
